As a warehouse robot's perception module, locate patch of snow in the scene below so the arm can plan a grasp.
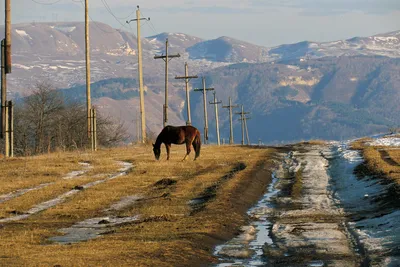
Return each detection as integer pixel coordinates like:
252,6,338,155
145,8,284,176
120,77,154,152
54,26,76,33
16,29,32,40
0,161,133,223
368,137,400,147
374,36,399,43
0,183,52,204
13,63,33,70
63,162,92,179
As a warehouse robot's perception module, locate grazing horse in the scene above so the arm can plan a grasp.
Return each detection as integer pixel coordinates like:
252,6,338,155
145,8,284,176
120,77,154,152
153,125,201,161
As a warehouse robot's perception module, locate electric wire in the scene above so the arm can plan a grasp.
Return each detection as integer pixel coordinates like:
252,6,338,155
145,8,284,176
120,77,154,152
31,0,62,5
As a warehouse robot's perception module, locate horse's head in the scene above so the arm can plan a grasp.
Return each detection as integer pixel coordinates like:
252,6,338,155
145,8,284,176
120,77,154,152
153,144,160,160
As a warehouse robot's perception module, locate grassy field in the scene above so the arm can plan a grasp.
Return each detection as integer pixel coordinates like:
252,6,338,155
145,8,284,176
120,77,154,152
0,144,277,266
350,138,400,184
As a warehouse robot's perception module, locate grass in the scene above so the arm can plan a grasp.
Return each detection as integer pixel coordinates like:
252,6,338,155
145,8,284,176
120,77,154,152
0,144,276,266
351,138,400,184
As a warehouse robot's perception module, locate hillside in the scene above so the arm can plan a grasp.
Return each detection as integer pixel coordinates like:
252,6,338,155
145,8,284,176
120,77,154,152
2,21,400,142
192,56,400,143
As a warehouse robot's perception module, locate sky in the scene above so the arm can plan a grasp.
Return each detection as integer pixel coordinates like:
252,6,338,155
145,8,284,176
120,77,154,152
0,0,399,47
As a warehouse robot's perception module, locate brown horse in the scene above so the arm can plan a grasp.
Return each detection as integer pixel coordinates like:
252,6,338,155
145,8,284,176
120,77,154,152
152,125,201,161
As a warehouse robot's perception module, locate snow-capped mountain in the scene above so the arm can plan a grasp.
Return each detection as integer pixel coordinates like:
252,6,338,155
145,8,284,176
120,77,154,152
187,36,270,63
1,21,400,138
269,30,400,60
146,32,204,53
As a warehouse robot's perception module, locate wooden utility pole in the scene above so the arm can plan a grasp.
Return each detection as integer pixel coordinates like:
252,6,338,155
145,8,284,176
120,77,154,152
175,63,198,125
209,91,222,145
5,0,11,74
1,40,5,139
240,116,251,145
90,108,97,151
127,6,149,143
85,0,92,142
222,97,238,144
154,39,180,128
4,100,13,157
194,78,214,144
235,105,250,145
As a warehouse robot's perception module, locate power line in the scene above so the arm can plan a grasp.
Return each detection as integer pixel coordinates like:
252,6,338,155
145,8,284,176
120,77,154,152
139,10,158,35
31,0,62,5
74,0,119,34
100,0,130,30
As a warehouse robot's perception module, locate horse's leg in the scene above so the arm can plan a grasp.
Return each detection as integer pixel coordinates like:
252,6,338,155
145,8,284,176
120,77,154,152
182,140,191,161
192,140,197,161
165,143,171,160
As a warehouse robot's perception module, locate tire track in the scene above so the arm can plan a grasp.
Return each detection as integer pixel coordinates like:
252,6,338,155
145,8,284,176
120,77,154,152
0,162,92,204
0,161,132,223
379,149,399,167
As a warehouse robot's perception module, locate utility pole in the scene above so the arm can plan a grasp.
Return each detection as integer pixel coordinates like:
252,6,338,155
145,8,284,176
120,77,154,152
7,100,13,157
5,0,11,74
85,0,93,146
194,77,214,144
1,0,12,156
209,91,222,145
1,40,5,140
127,6,149,143
175,63,198,125
154,39,180,128
235,105,250,145
240,116,251,145
222,97,238,144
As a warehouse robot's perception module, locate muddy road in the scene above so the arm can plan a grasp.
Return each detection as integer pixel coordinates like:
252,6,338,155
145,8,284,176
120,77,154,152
215,144,400,267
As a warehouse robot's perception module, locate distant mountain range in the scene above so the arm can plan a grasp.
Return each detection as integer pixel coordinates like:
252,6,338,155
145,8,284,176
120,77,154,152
1,22,400,142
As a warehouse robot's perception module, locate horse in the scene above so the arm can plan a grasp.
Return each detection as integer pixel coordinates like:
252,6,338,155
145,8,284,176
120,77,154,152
152,125,201,161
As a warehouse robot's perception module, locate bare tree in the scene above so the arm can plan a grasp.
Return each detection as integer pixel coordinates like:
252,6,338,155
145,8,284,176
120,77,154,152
10,82,130,156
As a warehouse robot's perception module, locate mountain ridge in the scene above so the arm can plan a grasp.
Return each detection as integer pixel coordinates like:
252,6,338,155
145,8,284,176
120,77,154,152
2,21,399,142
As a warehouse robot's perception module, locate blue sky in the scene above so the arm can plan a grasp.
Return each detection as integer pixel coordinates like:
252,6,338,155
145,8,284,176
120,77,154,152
1,0,399,47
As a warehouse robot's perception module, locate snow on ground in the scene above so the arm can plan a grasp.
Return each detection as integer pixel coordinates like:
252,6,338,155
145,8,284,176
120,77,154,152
16,29,32,39
368,137,400,147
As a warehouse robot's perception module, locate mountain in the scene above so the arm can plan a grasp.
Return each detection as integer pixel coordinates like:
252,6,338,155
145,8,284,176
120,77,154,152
191,56,400,143
146,32,204,53
269,31,400,61
187,36,270,62
2,21,400,142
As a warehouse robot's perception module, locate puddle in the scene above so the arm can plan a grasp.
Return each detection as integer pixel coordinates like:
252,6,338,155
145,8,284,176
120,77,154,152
0,162,93,205
327,144,400,266
214,171,280,266
63,162,92,179
0,183,52,204
104,195,143,213
0,161,133,223
50,195,142,244
49,215,140,244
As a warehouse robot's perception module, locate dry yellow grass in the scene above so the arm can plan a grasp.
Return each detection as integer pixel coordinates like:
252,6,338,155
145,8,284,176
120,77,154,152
0,144,276,266
299,139,327,145
349,137,373,150
361,147,400,184
351,138,400,184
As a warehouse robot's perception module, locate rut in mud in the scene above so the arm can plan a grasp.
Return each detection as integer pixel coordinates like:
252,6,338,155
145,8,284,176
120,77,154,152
214,144,400,267
0,161,132,223
0,162,92,205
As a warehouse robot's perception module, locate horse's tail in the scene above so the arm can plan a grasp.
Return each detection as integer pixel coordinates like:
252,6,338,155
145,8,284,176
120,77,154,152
193,130,201,159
